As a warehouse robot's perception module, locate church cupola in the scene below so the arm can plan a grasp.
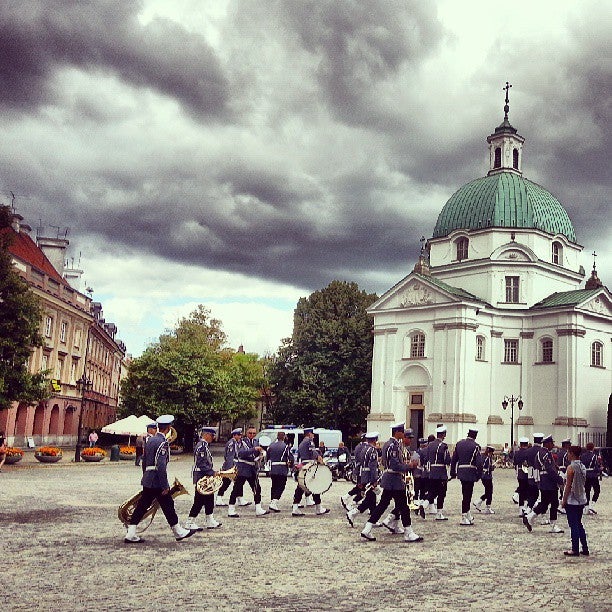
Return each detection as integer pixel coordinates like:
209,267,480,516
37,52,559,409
486,82,525,176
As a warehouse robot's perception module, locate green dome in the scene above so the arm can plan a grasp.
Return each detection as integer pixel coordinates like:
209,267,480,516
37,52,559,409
433,172,576,242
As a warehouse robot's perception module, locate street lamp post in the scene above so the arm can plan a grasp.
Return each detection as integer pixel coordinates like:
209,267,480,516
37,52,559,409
74,374,93,462
502,395,524,448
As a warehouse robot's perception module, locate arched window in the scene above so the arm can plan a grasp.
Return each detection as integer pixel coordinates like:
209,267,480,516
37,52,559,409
591,342,603,367
476,335,485,361
494,147,501,168
552,241,563,265
541,339,553,363
410,332,425,358
456,237,469,261
513,148,519,169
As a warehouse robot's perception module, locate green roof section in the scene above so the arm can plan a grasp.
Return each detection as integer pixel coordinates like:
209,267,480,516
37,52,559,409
415,273,487,304
531,288,600,310
433,172,576,242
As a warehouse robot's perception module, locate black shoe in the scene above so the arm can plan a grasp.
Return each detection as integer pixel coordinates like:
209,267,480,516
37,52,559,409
360,532,376,541
269,507,281,513
228,514,240,518
419,505,425,519
581,550,590,556
564,550,580,557
522,515,532,532
124,538,145,544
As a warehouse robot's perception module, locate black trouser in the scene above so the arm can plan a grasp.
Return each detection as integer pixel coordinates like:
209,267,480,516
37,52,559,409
130,486,178,527
270,474,287,500
527,480,539,508
293,485,321,505
533,489,558,521
217,477,233,497
370,489,411,527
460,480,475,513
348,483,364,500
418,477,429,501
229,474,261,504
413,477,422,501
188,490,214,518
357,488,377,514
480,479,493,505
585,477,600,504
517,479,529,506
427,479,447,509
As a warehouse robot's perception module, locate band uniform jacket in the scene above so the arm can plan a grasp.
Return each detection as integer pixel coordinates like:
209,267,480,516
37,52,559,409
557,449,569,473
140,432,171,490
535,447,563,491
267,440,293,476
221,438,242,471
297,437,320,463
481,454,494,481
353,440,369,479
192,439,215,484
359,445,380,486
426,438,451,480
524,443,542,483
417,446,429,477
580,450,601,478
513,447,529,481
379,438,410,491
451,438,483,482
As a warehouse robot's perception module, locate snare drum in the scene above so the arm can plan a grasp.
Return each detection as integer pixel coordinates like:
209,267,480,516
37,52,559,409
297,462,333,495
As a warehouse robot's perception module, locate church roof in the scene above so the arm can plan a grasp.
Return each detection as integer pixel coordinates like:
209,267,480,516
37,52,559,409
415,273,486,303
432,172,576,242
530,288,601,310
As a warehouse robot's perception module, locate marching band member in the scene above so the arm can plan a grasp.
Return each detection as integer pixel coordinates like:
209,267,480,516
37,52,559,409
473,445,496,514
360,423,423,543
557,438,571,514
228,428,268,517
524,433,544,513
346,432,380,526
267,431,294,512
185,427,222,530
422,426,451,520
292,428,330,516
451,427,483,526
581,442,602,515
342,434,367,510
215,428,243,507
416,437,430,517
124,414,198,544
513,437,530,516
523,435,564,534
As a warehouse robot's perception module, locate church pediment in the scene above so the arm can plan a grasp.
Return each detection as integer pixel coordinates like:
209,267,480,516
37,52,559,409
370,275,466,311
581,293,612,317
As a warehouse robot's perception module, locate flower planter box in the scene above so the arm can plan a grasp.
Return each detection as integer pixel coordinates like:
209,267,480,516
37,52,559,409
34,454,62,463
170,447,184,455
5,454,23,465
119,453,136,460
81,454,105,462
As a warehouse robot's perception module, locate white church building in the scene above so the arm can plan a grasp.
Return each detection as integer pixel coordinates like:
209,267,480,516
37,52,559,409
366,100,611,448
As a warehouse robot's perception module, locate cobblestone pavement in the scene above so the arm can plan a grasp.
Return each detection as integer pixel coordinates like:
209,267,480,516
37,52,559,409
2,451,610,611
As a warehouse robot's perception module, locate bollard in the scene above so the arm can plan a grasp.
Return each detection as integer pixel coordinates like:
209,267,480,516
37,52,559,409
110,444,120,462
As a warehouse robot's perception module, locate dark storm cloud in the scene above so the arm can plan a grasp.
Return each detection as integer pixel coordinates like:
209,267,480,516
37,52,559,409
0,1,229,118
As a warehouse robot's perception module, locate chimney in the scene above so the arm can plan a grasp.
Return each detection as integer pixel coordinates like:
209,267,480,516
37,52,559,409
37,234,69,276
10,213,23,232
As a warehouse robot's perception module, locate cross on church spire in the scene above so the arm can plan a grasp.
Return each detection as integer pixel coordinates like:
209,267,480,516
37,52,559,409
420,235,426,254
592,250,597,271
503,81,512,121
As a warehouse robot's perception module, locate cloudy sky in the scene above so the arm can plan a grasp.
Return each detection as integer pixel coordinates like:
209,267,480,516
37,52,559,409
2,0,610,356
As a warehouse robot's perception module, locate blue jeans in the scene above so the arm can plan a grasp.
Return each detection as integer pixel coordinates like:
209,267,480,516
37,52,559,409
565,504,588,553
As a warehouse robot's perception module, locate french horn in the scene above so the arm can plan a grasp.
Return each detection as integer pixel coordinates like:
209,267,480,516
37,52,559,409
196,467,238,495
118,477,189,532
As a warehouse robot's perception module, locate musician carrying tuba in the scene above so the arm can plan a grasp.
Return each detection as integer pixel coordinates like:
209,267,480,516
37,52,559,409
122,414,199,544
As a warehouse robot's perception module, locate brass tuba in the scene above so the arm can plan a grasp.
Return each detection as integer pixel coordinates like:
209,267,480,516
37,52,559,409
118,477,189,532
166,426,178,444
196,467,238,495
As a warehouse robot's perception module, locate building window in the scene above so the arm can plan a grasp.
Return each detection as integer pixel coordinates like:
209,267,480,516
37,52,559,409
505,276,520,303
552,241,563,265
456,237,469,261
591,342,603,367
541,339,553,363
504,339,519,363
41,353,49,371
513,148,519,169
410,333,425,358
55,358,64,381
44,316,53,338
494,147,501,168
70,359,77,385
74,328,82,349
60,321,68,343
476,335,485,360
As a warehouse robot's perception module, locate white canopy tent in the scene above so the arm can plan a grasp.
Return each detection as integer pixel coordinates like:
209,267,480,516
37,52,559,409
101,414,154,437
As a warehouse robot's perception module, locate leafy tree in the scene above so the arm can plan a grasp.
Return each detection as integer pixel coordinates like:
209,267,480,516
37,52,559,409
120,305,263,449
0,206,48,409
269,280,377,437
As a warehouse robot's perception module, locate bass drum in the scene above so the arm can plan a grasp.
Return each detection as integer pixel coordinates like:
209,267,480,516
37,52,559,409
297,462,333,495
